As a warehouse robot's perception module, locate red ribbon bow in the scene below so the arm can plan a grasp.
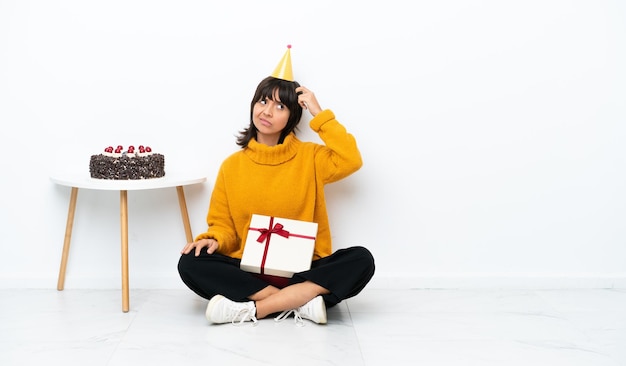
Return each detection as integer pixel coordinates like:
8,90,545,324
256,222,290,243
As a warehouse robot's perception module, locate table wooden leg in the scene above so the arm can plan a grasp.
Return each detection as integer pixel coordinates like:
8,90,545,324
176,186,193,243
120,190,129,313
57,187,79,291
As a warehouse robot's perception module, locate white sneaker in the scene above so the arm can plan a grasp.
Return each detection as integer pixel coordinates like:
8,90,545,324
299,296,327,324
206,295,258,325
275,295,327,326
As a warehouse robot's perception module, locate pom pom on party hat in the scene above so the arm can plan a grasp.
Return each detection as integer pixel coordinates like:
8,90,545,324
270,45,294,81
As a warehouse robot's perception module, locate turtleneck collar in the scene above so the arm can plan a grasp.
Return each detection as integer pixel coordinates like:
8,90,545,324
243,133,302,165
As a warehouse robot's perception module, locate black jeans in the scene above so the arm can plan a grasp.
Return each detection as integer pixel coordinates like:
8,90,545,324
178,246,375,307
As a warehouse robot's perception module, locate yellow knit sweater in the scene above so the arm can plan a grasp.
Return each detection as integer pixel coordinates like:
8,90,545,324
195,109,362,260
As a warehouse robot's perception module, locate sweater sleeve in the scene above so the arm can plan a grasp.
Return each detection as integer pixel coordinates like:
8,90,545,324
309,109,363,183
194,162,239,254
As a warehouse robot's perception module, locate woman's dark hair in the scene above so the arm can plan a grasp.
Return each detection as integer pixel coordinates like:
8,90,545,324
236,76,303,148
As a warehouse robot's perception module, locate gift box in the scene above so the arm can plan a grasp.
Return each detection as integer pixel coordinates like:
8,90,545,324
240,214,318,278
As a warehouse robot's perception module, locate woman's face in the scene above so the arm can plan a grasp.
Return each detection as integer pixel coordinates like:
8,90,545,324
252,89,290,145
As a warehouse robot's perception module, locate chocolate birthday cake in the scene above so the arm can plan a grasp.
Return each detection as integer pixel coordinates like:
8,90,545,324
89,145,165,180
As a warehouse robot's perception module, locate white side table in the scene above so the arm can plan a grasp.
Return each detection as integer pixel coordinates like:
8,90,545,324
50,170,207,312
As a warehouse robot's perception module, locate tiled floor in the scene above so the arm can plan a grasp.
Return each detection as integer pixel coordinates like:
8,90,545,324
1,288,626,365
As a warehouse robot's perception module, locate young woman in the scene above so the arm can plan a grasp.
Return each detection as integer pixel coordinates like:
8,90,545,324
178,75,375,325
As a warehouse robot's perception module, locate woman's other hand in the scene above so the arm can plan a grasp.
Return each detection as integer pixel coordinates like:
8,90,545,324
296,86,322,117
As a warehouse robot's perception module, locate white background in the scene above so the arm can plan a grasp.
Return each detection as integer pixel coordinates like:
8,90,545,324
1,0,625,289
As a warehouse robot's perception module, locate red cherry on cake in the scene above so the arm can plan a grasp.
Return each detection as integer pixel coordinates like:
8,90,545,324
128,146,135,153
145,146,152,152
105,146,113,153
139,146,146,153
